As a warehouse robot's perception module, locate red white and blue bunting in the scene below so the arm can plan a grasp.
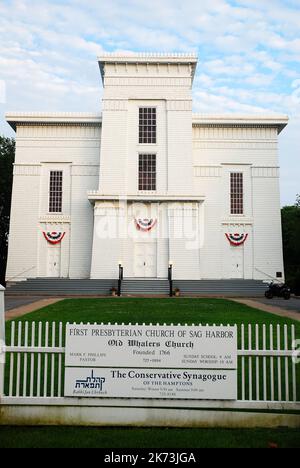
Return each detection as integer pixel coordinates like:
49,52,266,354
225,233,248,246
43,231,66,245
135,218,157,232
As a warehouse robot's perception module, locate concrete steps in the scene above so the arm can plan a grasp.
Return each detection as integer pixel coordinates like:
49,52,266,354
5,278,267,297
122,279,169,296
5,279,118,296
173,280,267,297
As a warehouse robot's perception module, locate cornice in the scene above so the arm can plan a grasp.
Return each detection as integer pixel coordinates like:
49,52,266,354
98,53,198,84
87,193,205,203
6,111,288,134
6,112,102,131
192,114,288,134
39,215,71,223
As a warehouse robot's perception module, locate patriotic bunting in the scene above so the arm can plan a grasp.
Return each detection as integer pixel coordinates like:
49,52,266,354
225,233,248,246
43,231,66,245
135,218,157,232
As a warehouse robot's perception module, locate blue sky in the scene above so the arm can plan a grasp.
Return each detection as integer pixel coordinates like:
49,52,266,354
0,0,299,205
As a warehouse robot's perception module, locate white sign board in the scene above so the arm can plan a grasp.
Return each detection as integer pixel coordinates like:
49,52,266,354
64,367,237,400
65,324,237,369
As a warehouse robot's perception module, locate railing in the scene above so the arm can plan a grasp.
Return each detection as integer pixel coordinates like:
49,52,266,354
118,264,123,297
1,320,299,408
168,264,173,297
6,266,36,283
254,268,281,282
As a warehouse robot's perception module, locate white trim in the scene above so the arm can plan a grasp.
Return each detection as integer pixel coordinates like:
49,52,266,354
192,114,288,133
87,194,205,203
5,112,288,133
6,113,102,131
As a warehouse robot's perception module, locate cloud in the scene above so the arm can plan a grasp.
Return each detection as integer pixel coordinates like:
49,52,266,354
0,0,299,204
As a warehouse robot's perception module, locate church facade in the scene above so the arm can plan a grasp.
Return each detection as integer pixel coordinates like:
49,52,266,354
6,53,288,282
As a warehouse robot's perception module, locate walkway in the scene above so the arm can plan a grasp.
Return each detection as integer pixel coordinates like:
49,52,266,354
5,296,62,321
232,297,300,322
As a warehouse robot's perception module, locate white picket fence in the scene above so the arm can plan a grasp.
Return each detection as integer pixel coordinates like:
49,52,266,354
0,286,299,413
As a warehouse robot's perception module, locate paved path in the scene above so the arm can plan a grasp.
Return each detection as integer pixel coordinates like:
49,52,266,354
4,297,63,321
254,297,300,313
5,296,44,311
232,298,300,322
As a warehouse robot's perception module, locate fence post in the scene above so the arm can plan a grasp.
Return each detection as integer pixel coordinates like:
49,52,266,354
0,285,5,398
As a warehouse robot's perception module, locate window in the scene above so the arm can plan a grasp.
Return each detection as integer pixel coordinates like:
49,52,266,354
139,154,156,191
230,172,243,215
139,107,156,144
49,171,63,213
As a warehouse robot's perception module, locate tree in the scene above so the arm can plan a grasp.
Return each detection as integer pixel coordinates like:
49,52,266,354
281,195,300,295
0,136,15,286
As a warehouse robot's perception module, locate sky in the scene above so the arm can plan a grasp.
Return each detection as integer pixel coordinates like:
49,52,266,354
0,0,299,205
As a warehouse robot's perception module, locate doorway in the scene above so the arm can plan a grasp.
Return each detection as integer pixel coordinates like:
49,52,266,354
47,245,61,277
230,246,244,279
134,242,157,278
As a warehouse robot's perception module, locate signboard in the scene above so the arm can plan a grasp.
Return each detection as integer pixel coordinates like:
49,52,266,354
64,367,237,400
65,324,237,369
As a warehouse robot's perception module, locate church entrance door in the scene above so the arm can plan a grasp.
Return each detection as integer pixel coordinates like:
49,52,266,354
47,245,61,277
134,242,157,278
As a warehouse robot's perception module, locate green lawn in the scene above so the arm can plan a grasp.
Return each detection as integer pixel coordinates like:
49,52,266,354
0,426,299,448
5,297,300,329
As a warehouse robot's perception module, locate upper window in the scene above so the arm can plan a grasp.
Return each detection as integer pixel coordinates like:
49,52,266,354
49,171,63,213
230,172,243,215
139,154,156,191
139,107,156,144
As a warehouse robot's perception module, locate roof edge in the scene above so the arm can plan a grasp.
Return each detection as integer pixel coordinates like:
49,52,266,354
192,114,289,134
6,112,289,134
6,112,102,131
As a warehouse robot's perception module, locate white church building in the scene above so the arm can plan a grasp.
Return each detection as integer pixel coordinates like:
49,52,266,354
5,53,288,288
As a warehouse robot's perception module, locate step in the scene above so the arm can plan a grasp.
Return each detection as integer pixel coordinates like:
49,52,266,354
5,279,267,297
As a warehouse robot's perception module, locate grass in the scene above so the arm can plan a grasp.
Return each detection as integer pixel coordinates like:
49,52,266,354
0,426,299,448
5,297,300,329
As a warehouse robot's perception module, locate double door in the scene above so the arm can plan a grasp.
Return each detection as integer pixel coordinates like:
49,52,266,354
134,242,157,278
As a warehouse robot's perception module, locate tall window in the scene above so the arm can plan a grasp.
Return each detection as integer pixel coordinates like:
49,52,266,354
139,107,156,144
49,171,63,213
139,154,156,191
230,172,243,215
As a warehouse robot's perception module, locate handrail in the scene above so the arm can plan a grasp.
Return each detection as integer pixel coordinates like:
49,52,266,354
118,264,123,297
168,264,173,297
6,266,35,283
254,268,282,283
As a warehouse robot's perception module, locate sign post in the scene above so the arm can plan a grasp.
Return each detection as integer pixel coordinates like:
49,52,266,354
0,285,5,398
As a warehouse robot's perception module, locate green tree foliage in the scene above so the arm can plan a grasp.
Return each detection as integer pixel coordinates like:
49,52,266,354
281,196,300,294
0,136,15,285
